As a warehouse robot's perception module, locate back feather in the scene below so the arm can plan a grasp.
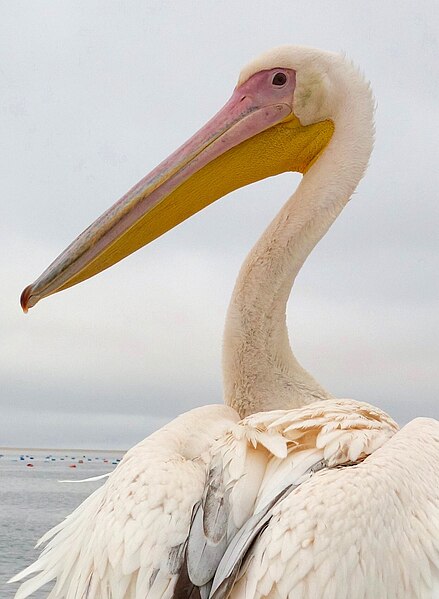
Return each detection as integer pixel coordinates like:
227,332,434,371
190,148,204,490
177,399,397,599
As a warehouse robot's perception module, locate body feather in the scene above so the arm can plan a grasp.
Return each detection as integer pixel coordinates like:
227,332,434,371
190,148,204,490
11,399,409,599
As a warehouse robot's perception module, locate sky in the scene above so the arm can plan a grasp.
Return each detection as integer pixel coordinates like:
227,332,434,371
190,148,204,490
1,1,438,449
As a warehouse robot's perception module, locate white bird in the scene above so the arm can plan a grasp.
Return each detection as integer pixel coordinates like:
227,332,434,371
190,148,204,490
12,46,439,599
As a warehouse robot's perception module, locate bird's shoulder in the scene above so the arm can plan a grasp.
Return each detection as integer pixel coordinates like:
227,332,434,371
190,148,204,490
235,416,439,599
181,398,398,598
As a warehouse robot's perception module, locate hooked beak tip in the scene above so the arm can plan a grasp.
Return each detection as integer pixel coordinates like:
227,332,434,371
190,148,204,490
20,285,34,313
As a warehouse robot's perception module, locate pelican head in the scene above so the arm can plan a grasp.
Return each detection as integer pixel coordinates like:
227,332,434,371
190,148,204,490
21,46,361,311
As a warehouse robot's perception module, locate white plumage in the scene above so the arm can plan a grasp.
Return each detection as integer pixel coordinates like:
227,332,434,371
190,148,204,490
12,45,439,598
236,417,439,599
12,406,238,599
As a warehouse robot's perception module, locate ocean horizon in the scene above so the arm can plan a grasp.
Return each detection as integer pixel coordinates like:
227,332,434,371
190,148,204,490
0,447,125,598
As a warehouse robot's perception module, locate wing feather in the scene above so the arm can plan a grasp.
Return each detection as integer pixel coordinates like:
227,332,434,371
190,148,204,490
179,400,396,599
11,398,416,599
231,417,439,599
10,405,238,599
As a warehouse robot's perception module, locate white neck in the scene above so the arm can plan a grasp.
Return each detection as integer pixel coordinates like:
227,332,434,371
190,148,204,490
223,69,374,418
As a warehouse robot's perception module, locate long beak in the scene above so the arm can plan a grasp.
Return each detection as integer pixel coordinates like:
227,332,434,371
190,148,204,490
21,70,333,312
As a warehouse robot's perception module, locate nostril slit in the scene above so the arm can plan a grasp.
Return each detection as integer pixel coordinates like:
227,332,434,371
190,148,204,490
239,95,247,103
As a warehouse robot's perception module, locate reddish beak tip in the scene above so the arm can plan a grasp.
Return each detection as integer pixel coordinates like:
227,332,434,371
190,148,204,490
20,285,33,313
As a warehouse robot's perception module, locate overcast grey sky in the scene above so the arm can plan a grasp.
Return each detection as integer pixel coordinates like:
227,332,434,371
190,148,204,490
1,1,438,449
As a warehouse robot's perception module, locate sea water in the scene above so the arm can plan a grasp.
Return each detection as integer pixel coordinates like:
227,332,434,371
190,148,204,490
0,448,124,598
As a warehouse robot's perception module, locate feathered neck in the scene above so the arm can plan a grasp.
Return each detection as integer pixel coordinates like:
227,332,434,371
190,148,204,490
223,61,375,418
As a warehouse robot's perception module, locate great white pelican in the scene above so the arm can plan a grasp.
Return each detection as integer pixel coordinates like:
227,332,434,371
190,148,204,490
12,46,439,599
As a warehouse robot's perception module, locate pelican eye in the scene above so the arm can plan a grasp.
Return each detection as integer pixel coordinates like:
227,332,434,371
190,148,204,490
272,72,287,86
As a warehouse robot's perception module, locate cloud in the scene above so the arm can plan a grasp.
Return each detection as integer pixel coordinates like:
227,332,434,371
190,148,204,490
1,1,438,448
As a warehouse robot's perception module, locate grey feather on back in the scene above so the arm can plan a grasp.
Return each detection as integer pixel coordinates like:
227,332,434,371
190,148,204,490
174,457,329,599
186,460,231,586
209,459,329,599
208,488,287,599
173,457,233,598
